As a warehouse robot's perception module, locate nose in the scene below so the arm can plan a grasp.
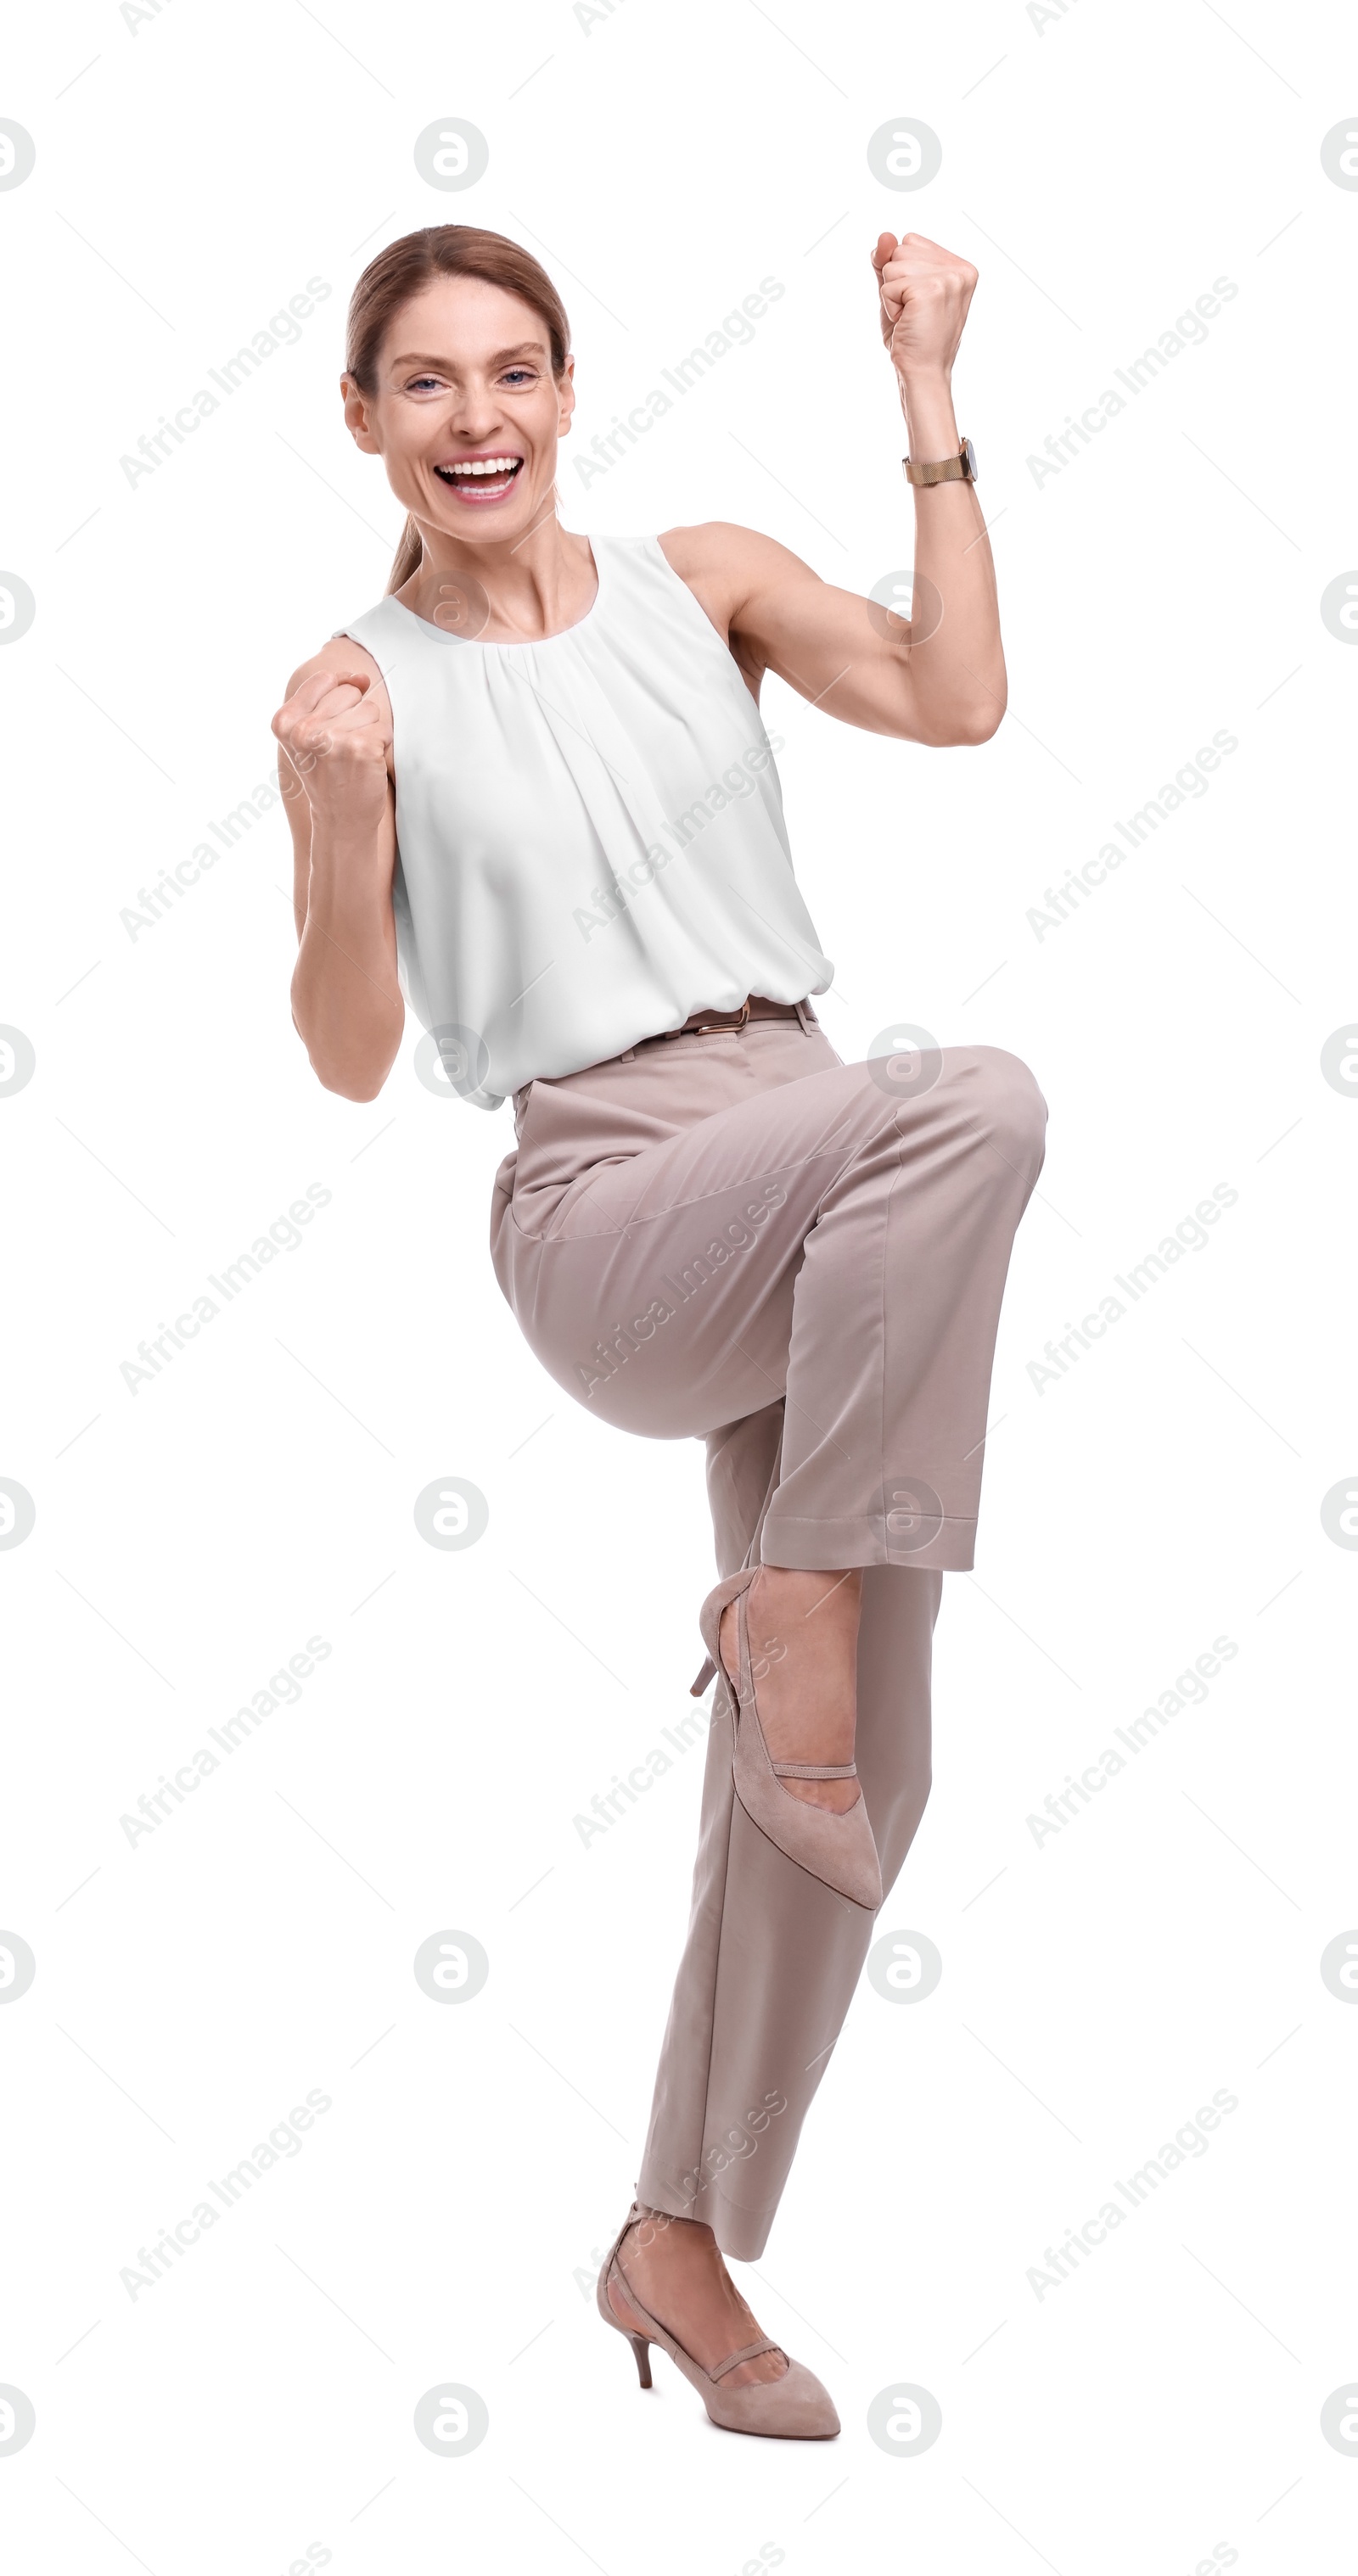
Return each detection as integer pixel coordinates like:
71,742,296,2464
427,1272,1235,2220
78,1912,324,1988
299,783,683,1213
446,380,505,442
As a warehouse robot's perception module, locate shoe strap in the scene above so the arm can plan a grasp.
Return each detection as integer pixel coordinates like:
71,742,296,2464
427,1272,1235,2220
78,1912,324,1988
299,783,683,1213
772,1761,858,1779
709,2334,784,2380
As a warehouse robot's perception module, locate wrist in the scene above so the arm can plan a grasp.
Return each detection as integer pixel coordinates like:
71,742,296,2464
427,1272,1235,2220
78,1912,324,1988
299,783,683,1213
897,374,958,446
307,812,386,871
894,362,952,398
304,849,391,932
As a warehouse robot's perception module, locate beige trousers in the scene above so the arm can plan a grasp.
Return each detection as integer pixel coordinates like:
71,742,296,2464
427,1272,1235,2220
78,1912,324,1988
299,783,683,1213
491,1012,1047,2257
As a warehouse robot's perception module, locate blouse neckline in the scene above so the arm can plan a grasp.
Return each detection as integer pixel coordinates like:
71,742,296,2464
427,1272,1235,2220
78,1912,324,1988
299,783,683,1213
385,539,604,651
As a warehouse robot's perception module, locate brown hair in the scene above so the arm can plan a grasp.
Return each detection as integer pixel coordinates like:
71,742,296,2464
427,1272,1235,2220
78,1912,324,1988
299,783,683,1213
345,226,571,594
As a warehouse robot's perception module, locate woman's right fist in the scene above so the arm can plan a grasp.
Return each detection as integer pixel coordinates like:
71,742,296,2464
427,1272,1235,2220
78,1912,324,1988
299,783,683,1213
272,666,393,833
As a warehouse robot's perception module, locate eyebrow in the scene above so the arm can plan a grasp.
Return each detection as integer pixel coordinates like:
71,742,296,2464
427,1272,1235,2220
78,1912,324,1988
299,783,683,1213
389,341,547,369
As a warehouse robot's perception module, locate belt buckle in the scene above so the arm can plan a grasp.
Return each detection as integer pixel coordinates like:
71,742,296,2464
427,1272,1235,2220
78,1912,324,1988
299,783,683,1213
692,999,751,1037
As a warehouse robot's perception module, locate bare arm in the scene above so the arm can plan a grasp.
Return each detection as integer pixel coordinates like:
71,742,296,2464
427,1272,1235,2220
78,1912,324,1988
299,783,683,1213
660,231,1003,748
273,647,405,1101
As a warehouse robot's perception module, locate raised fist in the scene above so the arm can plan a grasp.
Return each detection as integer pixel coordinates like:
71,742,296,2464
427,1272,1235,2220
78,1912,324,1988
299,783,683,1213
872,232,978,379
272,666,392,834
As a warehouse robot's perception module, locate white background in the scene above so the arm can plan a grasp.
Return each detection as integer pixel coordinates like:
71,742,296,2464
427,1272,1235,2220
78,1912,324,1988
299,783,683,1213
2,1,1355,2569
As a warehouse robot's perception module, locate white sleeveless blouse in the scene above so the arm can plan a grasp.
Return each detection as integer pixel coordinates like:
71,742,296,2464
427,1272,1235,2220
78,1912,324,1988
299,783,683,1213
338,533,833,1110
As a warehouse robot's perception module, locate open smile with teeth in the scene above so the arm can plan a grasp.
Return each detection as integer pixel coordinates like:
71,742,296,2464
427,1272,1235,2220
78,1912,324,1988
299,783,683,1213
434,456,525,499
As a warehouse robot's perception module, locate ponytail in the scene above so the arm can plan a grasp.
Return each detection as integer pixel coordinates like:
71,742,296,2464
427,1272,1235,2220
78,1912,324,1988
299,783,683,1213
387,515,424,596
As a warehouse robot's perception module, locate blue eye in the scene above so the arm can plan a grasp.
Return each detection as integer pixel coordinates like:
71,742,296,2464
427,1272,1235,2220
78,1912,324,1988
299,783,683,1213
503,369,533,386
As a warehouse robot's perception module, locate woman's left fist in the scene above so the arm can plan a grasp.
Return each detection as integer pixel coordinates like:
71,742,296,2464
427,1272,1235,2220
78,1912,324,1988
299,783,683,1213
872,232,977,379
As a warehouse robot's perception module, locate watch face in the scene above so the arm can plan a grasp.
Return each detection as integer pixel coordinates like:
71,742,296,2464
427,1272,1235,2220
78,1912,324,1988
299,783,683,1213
962,437,978,481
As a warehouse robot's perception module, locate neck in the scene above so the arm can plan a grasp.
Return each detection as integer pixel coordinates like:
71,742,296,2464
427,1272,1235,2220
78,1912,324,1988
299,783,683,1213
400,507,596,643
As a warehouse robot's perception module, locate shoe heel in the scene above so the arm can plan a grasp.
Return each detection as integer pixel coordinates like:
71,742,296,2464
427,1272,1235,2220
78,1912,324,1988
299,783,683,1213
628,2333,654,2389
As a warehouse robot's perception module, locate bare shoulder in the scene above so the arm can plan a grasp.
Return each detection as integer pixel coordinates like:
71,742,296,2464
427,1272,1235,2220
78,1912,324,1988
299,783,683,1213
659,520,815,586
657,521,822,630
280,633,391,710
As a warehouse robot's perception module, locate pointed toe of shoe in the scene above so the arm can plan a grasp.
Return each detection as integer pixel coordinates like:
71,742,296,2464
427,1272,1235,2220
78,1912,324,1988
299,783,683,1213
710,2357,841,2439
834,1799,884,1912
846,1849,884,1914
733,1771,884,1912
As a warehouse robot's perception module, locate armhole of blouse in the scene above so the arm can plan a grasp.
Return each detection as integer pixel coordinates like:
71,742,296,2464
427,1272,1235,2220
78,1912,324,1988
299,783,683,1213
648,530,742,658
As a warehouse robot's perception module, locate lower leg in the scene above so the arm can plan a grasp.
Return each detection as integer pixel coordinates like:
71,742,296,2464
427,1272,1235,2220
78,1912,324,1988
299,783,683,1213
719,1564,864,1812
607,2205,789,2388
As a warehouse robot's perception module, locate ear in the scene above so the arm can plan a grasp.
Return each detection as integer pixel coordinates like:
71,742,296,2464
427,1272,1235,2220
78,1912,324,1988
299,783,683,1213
341,373,382,456
557,356,577,438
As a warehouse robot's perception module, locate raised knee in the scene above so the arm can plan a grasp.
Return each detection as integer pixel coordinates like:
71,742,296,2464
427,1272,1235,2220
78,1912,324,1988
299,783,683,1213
968,1047,1047,1168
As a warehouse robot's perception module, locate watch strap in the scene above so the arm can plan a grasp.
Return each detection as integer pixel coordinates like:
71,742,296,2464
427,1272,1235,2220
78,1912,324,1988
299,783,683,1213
904,441,975,487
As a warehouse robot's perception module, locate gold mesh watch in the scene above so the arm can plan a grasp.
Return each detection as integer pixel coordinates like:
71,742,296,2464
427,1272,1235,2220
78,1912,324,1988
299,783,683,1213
903,439,978,486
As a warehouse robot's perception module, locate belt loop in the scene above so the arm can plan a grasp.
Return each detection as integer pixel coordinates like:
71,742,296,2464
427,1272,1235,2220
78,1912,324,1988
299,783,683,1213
795,998,816,1033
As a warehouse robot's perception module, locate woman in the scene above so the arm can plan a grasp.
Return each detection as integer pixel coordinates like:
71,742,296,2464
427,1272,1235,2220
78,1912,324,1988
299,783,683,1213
275,223,1046,2440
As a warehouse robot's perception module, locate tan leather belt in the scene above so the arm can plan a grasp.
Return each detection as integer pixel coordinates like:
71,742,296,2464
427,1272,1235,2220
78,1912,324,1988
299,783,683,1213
652,994,807,1041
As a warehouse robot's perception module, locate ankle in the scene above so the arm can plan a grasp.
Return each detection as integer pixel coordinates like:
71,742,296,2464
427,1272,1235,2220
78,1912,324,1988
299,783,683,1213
752,1563,862,1644
628,2204,709,2254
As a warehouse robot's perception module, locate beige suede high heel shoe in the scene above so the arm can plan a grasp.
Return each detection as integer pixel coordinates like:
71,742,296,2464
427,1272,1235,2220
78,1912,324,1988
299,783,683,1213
698,1566,882,1912
597,2204,840,2438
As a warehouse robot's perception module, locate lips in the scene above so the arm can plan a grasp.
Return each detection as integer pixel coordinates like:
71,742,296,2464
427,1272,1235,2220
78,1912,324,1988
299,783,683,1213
433,455,525,501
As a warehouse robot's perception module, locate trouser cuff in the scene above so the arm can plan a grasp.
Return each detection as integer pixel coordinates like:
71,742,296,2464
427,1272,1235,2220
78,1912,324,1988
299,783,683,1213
758,1509,977,1573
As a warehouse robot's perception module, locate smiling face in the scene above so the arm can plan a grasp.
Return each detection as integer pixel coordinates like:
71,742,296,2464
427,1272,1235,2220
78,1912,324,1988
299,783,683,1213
343,272,575,547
